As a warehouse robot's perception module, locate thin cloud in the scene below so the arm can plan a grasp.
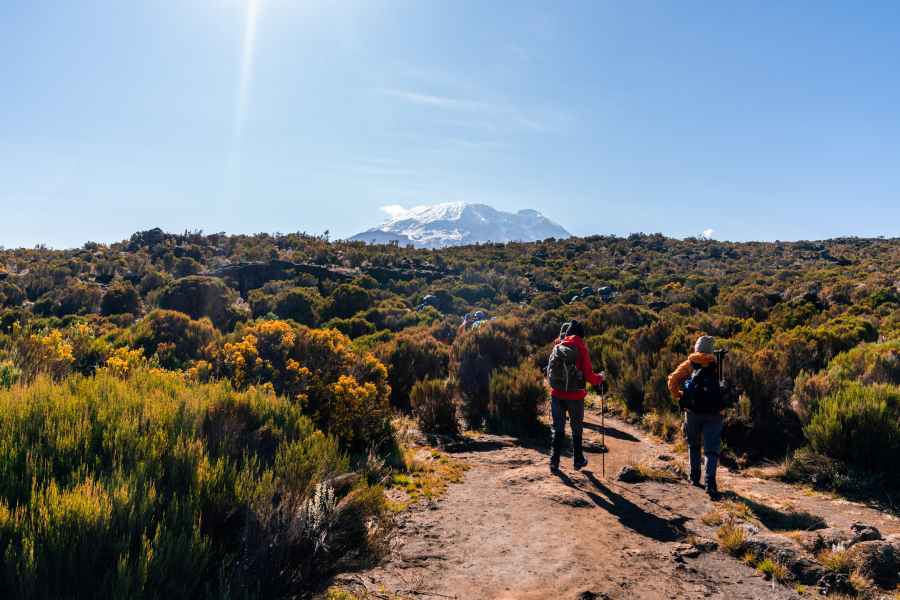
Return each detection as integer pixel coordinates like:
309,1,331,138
379,204,409,219
376,86,571,134
702,228,715,239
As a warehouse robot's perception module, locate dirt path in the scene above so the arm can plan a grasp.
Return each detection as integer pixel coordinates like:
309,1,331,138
334,411,899,600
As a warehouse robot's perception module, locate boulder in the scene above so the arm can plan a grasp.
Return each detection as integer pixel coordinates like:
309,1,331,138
849,521,882,543
616,465,643,483
817,572,854,596
795,527,854,553
744,533,825,585
846,540,897,588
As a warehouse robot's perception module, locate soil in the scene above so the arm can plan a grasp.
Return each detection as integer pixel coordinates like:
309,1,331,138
333,410,900,600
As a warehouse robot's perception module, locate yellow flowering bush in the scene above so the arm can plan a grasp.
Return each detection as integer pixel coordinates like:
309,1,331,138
103,347,146,377
211,320,392,451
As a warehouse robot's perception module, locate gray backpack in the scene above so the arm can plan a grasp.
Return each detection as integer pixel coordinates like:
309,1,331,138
547,343,585,392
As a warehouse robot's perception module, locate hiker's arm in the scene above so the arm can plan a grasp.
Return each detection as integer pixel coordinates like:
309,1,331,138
581,349,604,387
667,360,693,399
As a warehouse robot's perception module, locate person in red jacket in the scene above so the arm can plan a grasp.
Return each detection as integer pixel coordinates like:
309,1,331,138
548,320,604,472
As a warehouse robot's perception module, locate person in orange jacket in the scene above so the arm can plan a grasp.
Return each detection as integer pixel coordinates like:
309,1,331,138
547,320,604,472
668,335,724,499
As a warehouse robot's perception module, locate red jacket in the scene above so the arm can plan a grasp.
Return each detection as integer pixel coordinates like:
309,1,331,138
550,335,604,400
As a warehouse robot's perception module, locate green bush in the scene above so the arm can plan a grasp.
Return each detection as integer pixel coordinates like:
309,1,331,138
324,316,376,339
410,378,458,435
324,284,371,320
449,318,530,428
377,332,450,411
0,368,386,599
100,280,142,316
273,287,322,326
487,363,547,437
157,276,247,330
805,383,900,475
131,309,218,369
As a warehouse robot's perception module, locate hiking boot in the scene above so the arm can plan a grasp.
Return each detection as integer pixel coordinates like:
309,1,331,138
550,456,560,473
691,479,705,489
574,456,588,471
707,484,721,501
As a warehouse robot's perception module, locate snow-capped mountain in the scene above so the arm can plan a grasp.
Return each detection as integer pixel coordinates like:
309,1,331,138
348,202,571,248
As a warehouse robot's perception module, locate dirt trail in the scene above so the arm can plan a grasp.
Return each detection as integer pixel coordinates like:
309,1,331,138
335,411,899,600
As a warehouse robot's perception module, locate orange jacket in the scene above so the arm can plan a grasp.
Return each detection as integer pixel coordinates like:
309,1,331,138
667,352,717,400
550,335,604,401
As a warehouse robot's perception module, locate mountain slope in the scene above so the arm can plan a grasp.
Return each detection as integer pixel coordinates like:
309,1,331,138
348,202,571,248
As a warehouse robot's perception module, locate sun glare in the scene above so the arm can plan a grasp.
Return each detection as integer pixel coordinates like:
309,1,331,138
234,0,261,144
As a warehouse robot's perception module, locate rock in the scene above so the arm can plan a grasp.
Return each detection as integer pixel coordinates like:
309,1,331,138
795,527,854,553
817,572,854,596
576,592,610,600
850,521,882,543
846,540,897,588
617,465,643,483
672,543,701,560
744,533,825,585
885,533,900,555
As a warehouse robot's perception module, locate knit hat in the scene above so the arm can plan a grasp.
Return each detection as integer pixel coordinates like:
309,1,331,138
567,319,585,338
694,335,715,354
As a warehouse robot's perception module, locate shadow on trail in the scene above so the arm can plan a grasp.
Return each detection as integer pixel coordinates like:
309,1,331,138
722,491,827,531
581,421,640,442
554,470,688,543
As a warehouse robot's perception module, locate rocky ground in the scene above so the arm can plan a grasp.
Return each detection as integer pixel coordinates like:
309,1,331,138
331,410,900,600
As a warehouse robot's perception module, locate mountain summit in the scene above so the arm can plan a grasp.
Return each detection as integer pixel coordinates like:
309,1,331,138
348,202,570,248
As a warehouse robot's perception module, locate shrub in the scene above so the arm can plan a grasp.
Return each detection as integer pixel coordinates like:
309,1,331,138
449,318,530,428
157,276,247,330
100,280,141,316
487,363,547,436
211,320,392,452
0,368,385,598
377,332,450,411
131,309,218,369
805,383,900,475
717,522,747,556
273,287,322,326
324,316,376,339
325,284,372,320
0,281,25,308
410,379,458,435
33,280,103,317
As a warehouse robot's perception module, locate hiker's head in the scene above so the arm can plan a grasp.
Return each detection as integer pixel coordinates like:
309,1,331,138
694,335,715,354
567,320,585,338
558,321,571,340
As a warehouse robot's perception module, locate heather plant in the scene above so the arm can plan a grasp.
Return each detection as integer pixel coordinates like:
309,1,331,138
449,317,530,428
157,276,247,330
130,309,218,369
100,280,142,316
487,363,547,437
0,368,385,599
377,331,450,411
804,382,900,476
410,378,458,435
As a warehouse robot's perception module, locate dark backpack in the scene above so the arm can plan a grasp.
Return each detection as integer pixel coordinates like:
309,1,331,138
547,343,585,392
680,362,722,413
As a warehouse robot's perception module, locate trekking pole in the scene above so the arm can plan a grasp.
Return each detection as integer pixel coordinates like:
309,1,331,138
601,392,606,479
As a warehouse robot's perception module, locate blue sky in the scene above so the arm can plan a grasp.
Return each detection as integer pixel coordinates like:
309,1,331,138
2,1,899,248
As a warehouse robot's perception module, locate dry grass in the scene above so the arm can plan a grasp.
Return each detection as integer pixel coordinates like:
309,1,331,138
716,522,748,556
641,411,682,442
756,558,791,583
701,510,725,526
630,459,680,483
389,447,469,507
817,547,853,574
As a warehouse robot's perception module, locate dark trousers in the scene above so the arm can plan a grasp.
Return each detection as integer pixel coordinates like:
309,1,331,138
550,396,584,462
683,412,723,488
